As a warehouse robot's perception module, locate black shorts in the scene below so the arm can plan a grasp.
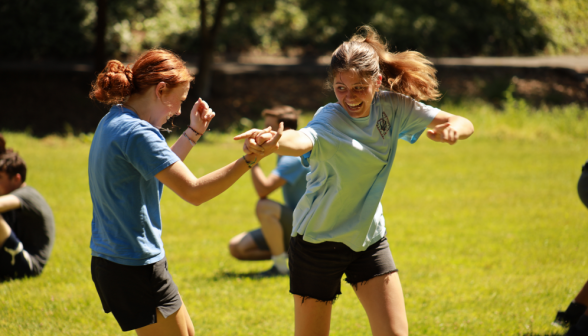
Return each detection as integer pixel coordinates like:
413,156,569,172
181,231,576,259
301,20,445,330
288,235,397,302
249,203,293,251
91,256,182,331
0,231,36,282
578,168,588,209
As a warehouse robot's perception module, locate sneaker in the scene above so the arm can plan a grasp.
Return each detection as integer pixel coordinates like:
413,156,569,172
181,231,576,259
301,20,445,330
255,265,289,278
555,303,588,328
565,316,588,336
564,324,588,336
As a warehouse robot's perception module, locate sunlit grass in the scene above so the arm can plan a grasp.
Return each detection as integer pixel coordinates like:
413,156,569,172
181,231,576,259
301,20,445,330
0,102,586,335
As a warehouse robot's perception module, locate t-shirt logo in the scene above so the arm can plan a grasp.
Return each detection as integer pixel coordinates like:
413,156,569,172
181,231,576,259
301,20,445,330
376,111,390,139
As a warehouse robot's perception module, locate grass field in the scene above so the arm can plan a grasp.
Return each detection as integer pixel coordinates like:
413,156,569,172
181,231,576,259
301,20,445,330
0,102,587,335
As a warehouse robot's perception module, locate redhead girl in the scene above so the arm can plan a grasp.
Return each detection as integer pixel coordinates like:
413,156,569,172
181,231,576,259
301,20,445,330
89,49,281,335
237,26,474,336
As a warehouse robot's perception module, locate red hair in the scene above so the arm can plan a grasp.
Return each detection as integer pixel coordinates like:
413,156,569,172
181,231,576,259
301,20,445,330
90,49,194,105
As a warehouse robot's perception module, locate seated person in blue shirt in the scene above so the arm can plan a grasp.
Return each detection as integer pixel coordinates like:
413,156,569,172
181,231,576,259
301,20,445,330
229,106,310,276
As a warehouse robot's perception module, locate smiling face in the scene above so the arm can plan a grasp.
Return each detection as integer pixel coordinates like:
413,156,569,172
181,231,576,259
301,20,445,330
333,71,382,118
154,81,190,127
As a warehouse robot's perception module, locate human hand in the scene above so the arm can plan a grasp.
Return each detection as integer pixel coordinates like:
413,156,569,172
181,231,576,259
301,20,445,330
234,123,284,159
426,123,459,145
234,126,271,155
190,98,215,134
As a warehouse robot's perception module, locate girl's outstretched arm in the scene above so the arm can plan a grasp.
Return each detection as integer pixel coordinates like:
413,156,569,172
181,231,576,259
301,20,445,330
274,130,313,156
235,128,313,157
157,125,283,206
426,111,474,145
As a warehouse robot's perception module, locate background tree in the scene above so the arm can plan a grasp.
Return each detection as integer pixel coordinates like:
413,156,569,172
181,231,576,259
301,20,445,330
94,0,108,73
194,0,229,100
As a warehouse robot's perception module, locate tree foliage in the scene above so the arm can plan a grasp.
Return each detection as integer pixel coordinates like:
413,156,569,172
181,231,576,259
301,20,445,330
0,0,93,60
0,0,585,61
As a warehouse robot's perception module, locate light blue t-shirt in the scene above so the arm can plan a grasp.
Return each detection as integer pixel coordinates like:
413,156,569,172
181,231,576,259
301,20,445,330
294,91,439,251
271,155,310,210
89,105,180,266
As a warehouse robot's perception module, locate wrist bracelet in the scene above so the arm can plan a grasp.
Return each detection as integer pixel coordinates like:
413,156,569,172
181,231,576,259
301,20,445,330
188,125,202,136
242,155,257,168
183,132,196,146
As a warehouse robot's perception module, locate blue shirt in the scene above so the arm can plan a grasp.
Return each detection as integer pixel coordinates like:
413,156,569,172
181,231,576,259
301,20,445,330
295,91,439,251
271,156,310,210
89,105,180,266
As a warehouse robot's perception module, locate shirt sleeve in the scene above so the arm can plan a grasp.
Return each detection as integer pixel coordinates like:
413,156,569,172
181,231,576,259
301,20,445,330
298,105,341,166
272,156,305,185
387,93,439,144
124,123,180,180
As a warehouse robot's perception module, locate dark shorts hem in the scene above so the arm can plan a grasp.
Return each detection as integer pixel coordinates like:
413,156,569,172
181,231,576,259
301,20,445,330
346,269,399,290
290,291,340,304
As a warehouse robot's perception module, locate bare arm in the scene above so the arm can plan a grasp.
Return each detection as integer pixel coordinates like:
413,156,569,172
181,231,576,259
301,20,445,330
170,98,215,161
156,154,256,206
235,128,313,157
274,130,313,156
158,123,284,206
426,111,474,145
250,165,287,198
0,195,21,213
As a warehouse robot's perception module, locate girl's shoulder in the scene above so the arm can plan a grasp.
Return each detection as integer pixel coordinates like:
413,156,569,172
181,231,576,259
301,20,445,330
377,90,415,105
310,103,346,123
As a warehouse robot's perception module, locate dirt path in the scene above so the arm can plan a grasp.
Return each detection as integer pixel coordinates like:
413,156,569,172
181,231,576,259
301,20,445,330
228,55,588,73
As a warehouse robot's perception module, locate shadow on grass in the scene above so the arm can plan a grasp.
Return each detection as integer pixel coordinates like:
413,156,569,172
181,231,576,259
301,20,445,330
213,270,288,280
520,333,564,336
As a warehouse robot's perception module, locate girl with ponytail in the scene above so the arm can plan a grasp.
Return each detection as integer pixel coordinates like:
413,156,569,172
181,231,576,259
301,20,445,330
88,49,282,335
237,26,474,335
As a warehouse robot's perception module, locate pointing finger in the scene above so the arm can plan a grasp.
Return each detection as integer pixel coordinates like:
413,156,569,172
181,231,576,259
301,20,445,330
234,129,261,140
266,122,284,146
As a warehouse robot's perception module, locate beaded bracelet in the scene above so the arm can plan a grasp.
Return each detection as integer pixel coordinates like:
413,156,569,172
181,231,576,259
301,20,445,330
187,125,202,136
242,155,257,168
183,132,196,146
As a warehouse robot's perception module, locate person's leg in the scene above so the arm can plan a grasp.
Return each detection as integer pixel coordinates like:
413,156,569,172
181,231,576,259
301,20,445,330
289,236,350,335
0,214,12,246
228,231,271,260
256,199,284,256
257,199,289,274
0,214,35,281
136,302,194,336
294,295,333,336
354,272,408,336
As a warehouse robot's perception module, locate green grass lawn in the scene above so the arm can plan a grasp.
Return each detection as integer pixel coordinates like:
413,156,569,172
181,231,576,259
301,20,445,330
0,104,587,335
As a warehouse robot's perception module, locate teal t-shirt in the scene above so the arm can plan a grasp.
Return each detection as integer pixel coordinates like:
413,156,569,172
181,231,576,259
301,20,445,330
294,91,439,251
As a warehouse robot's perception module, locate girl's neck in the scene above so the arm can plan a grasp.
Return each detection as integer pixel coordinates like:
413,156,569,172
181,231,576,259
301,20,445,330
123,95,153,123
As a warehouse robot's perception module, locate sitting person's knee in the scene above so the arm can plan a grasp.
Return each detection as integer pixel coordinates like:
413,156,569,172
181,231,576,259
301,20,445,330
256,199,278,219
228,235,245,259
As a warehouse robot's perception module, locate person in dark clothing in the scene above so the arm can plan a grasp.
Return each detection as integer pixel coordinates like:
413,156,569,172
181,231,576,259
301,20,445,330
0,134,55,282
553,161,588,336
